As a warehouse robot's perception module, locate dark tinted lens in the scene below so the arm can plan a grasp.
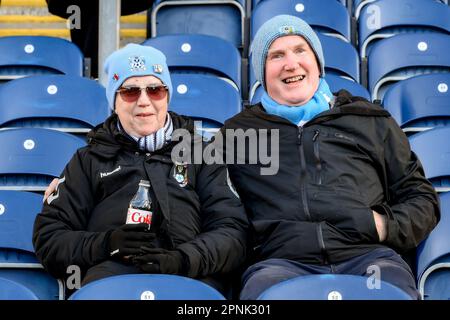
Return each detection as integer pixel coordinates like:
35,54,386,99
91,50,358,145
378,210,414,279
146,86,167,100
119,87,141,102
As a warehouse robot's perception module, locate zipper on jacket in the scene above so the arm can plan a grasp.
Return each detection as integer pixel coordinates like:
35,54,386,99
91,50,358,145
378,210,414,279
316,223,329,264
297,127,312,221
312,130,322,185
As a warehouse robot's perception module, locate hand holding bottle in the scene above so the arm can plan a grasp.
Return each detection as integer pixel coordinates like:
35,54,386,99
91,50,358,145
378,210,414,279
108,223,155,258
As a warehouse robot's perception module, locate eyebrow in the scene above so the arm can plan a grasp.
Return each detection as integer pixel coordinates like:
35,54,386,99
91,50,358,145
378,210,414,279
267,43,308,56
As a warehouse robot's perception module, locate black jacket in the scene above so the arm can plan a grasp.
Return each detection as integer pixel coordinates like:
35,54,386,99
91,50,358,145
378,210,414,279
221,90,439,265
33,112,248,279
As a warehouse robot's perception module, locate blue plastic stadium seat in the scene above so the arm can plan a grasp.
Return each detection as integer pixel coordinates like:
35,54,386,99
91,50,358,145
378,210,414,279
251,0,351,42
0,190,64,299
416,192,450,300
0,277,39,300
257,274,412,300
69,274,226,300
0,128,85,191
0,75,109,134
253,0,347,9
170,73,241,140
368,33,450,101
354,0,449,20
0,36,84,81
143,34,241,91
383,73,450,135
358,0,450,58
150,0,246,49
317,34,360,82
409,126,450,192
325,74,370,100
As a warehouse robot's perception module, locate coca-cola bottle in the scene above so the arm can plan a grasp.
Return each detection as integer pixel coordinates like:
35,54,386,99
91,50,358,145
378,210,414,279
126,180,153,226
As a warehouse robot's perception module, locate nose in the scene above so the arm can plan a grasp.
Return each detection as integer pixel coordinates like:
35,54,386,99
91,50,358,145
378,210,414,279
137,88,152,107
283,51,300,71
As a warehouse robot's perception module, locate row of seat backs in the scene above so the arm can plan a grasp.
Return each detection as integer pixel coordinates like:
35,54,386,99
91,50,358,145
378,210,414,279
150,0,349,50
0,72,241,139
1,32,449,103
0,36,84,82
149,0,450,54
67,273,411,300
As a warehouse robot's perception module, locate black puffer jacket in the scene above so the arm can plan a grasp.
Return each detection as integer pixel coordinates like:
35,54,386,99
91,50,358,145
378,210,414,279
221,90,439,265
33,112,248,279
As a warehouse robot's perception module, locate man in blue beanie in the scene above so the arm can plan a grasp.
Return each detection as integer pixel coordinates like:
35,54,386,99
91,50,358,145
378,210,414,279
220,15,439,299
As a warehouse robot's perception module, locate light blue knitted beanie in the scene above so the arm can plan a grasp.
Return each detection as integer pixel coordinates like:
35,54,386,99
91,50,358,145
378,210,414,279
251,15,325,90
104,43,173,109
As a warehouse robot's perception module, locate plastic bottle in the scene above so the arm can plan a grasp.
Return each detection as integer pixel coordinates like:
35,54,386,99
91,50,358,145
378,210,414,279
126,180,153,226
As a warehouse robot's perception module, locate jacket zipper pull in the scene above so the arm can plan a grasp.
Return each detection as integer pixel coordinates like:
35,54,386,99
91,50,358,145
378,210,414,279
313,130,320,142
297,127,303,145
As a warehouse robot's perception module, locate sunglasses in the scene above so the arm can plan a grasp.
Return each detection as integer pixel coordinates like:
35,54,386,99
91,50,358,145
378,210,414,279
117,84,168,102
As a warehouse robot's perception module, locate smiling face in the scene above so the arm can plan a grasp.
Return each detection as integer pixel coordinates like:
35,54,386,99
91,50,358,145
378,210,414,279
265,35,321,106
115,75,168,137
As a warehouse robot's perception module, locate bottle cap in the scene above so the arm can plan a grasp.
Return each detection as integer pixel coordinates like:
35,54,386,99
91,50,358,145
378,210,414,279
139,180,151,188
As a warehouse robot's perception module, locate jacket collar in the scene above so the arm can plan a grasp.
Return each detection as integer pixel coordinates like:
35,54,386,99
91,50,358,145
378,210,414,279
87,111,195,159
246,90,390,127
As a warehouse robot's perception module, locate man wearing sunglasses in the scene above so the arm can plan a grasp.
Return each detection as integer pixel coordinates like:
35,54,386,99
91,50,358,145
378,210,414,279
33,44,248,297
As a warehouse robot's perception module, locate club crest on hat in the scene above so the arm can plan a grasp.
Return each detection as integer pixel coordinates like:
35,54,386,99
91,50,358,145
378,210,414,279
113,73,119,81
153,64,163,74
129,56,146,71
280,25,295,34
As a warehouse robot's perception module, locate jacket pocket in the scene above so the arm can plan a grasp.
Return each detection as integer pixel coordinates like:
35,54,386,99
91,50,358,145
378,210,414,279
307,185,379,243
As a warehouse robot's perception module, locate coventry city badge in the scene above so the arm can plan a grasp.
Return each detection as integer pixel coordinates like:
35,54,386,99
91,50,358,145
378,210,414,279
173,164,188,187
129,56,146,72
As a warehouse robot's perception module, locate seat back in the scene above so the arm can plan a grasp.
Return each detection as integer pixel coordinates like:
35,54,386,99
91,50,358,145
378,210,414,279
257,274,412,300
368,33,450,101
358,0,450,58
0,75,109,133
251,0,350,42
409,126,450,192
150,0,246,49
0,277,39,300
416,192,450,299
170,73,241,139
0,190,42,254
0,36,84,81
0,128,85,191
0,190,64,300
253,0,347,10
69,274,226,300
317,34,360,82
143,34,241,91
383,73,450,134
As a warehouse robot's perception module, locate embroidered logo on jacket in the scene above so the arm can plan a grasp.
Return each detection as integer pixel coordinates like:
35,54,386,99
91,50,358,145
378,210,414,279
47,176,66,205
173,164,188,187
100,166,122,178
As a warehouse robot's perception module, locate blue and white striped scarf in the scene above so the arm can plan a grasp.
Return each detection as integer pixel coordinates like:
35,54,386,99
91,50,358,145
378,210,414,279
118,114,173,152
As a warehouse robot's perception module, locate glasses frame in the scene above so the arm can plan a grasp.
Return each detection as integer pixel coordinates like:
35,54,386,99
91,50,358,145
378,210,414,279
116,84,168,102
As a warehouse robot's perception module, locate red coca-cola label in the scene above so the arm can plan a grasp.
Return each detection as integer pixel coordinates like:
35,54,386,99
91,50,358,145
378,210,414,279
126,208,152,225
